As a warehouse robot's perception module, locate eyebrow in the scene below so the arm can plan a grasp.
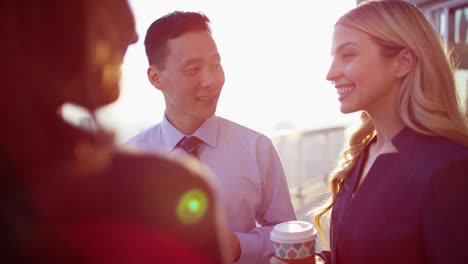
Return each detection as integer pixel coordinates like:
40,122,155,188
332,42,358,55
181,53,221,67
182,58,202,67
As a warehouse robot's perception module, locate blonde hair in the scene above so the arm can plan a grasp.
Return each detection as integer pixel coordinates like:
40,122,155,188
313,0,468,241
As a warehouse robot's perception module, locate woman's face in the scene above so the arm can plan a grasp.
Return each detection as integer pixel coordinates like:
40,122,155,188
326,24,401,115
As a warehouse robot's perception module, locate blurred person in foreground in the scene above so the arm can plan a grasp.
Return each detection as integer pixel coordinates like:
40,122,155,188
272,0,468,263
126,11,296,263
0,0,229,263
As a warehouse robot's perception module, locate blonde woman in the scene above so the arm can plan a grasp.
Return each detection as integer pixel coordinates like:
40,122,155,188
272,0,468,264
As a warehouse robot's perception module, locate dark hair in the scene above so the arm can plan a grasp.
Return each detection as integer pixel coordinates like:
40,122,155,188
3,0,136,112
144,11,211,68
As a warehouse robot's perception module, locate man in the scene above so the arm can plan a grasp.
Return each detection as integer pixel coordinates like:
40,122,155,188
127,11,296,263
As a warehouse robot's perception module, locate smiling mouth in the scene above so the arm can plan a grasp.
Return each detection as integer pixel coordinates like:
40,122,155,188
197,96,217,101
336,86,355,99
337,86,354,95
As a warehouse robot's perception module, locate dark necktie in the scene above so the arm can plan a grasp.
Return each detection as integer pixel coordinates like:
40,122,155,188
175,136,203,158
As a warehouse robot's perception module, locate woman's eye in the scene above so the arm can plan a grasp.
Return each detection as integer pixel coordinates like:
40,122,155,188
342,53,354,59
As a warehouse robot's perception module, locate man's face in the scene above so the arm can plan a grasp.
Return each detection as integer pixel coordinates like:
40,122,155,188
155,31,225,127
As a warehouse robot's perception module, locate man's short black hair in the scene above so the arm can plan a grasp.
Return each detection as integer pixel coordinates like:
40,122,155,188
144,11,211,69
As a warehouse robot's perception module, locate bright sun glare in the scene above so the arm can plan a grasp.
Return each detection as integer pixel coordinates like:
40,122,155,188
95,0,359,142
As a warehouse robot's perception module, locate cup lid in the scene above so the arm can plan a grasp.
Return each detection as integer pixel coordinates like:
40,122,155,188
270,220,317,244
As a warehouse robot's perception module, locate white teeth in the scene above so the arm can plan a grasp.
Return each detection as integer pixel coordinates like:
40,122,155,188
337,86,354,95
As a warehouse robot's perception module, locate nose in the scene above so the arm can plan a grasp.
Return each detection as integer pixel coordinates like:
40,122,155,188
326,59,340,83
130,32,139,45
200,65,224,89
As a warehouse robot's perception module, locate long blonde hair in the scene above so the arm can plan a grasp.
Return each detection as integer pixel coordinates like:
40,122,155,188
313,0,468,241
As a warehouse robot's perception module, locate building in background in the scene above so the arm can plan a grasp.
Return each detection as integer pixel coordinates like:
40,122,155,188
421,0,468,113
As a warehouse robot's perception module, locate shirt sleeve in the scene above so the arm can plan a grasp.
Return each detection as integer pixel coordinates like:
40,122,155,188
422,153,468,264
236,136,297,263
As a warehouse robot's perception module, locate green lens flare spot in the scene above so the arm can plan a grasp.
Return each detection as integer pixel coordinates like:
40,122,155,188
177,189,208,225
188,199,200,212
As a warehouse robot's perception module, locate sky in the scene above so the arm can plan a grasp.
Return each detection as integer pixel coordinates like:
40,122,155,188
94,0,360,142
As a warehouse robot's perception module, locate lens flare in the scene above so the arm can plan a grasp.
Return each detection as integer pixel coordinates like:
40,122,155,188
177,189,208,224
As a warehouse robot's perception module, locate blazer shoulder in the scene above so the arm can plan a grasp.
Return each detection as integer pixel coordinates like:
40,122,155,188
397,130,468,165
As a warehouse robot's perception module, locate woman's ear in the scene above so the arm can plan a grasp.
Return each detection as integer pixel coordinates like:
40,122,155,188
395,48,417,78
147,65,164,91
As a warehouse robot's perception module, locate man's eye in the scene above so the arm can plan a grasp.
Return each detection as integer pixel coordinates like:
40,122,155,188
184,67,199,74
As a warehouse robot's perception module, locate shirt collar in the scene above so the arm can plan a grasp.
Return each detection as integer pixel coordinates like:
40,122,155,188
161,113,219,149
161,114,185,150
359,126,410,157
192,115,218,148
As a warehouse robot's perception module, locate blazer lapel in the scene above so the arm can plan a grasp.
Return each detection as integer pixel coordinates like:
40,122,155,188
330,151,366,262
355,152,417,235
334,152,417,262
348,127,419,239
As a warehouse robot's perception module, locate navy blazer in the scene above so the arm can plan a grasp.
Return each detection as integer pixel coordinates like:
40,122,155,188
329,128,468,264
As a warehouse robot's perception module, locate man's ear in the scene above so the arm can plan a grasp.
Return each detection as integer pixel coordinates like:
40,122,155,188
395,48,417,78
147,65,164,91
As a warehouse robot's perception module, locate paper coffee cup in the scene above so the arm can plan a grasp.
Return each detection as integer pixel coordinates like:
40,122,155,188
270,220,317,264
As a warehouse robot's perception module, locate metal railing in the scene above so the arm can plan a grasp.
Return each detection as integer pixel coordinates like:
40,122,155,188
270,126,346,220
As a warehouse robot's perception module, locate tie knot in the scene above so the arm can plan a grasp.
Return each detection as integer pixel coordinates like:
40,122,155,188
175,136,203,157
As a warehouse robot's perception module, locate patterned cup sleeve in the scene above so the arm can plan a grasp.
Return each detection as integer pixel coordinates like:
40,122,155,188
273,240,315,259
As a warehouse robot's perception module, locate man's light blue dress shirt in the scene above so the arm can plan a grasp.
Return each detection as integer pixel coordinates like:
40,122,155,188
127,115,296,263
